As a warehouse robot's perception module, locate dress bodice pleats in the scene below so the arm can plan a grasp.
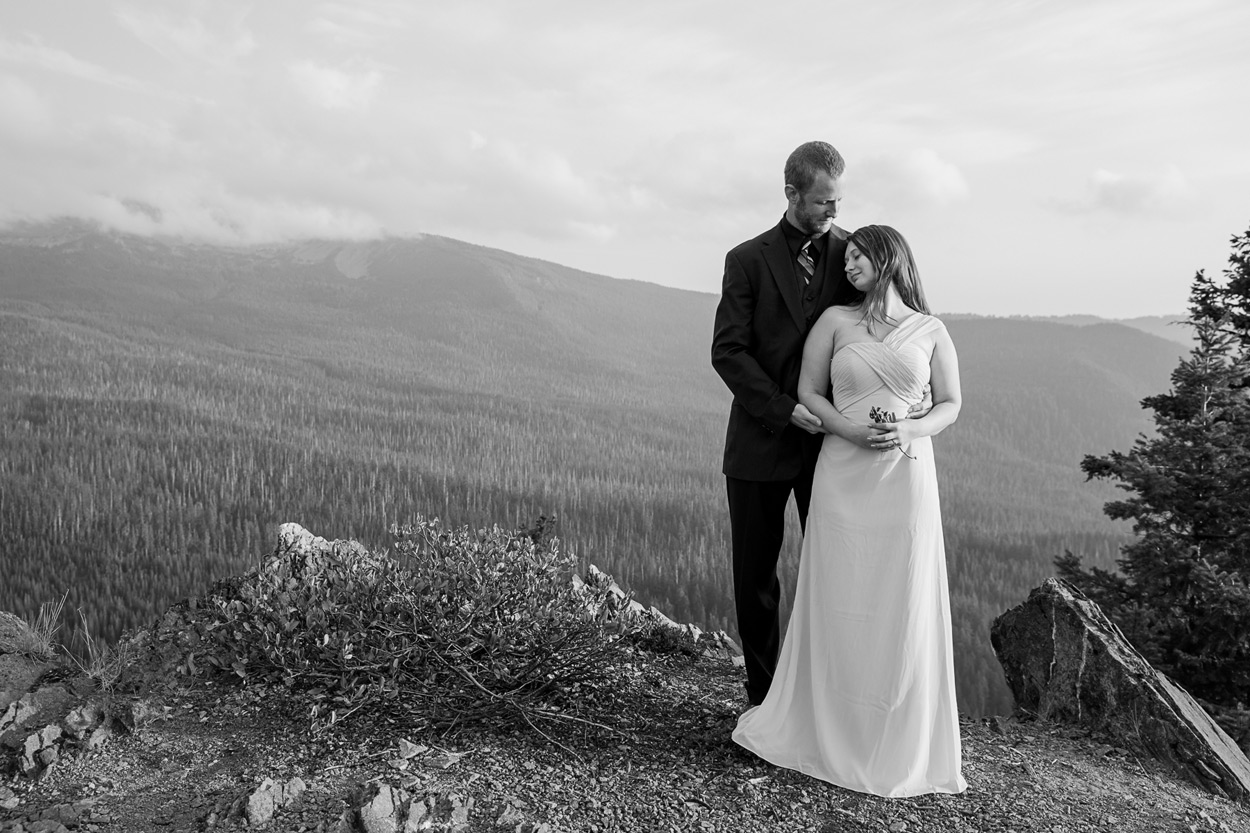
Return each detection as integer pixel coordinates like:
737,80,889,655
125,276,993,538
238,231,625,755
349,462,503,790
831,314,941,416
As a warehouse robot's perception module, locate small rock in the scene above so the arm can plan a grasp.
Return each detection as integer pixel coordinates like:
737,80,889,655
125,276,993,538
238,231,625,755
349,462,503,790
283,776,306,804
39,803,83,826
447,794,473,829
497,803,527,828
397,739,427,759
26,821,70,833
889,823,908,832
359,784,399,833
0,786,18,810
62,702,105,740
245,776,306,826
20,724,62,777
125,699,167,729
246,778,279,826
330,808,356,833
403,797,429,831
0,696,39,739
426,750,466,770
85,723,114,751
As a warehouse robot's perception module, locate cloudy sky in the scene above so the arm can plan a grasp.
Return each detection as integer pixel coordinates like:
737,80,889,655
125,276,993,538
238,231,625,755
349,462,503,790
2,1,1248,317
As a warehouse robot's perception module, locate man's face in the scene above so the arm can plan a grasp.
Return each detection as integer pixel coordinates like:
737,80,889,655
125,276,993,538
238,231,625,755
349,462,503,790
786,172,842,236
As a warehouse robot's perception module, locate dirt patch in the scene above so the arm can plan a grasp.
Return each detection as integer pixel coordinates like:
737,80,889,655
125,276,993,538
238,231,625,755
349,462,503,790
3,651,1249,832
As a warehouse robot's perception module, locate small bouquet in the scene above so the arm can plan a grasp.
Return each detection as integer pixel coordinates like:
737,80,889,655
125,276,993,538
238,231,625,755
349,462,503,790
869,406,916,460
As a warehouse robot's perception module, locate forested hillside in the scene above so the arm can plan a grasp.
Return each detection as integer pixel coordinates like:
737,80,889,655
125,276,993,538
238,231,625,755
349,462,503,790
0,220,1183,716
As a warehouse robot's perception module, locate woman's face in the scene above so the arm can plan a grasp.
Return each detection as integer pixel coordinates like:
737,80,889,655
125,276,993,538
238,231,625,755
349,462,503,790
844,243,878,292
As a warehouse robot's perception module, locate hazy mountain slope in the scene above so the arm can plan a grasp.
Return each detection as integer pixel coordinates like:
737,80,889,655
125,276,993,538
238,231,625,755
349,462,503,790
0,220,1185,716
1117,315,1193,345
977,312,1194,346
0,219,723,409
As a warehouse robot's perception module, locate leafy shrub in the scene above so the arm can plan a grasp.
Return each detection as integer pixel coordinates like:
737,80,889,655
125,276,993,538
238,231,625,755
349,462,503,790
181,516,631,729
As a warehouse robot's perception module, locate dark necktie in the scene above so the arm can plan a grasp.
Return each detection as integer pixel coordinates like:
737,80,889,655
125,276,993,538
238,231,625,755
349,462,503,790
798,240,816,285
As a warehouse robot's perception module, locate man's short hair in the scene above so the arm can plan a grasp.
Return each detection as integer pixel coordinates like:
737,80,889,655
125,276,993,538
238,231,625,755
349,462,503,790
784,141,845,194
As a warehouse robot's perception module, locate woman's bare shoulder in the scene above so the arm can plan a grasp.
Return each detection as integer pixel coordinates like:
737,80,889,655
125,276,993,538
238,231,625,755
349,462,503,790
822,304,861,322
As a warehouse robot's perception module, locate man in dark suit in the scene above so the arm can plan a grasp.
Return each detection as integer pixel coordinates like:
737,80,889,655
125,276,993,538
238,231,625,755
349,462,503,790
711,141,858,706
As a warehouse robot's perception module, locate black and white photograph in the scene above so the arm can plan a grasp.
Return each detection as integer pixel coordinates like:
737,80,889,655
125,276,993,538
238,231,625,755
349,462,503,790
2,2,1249,830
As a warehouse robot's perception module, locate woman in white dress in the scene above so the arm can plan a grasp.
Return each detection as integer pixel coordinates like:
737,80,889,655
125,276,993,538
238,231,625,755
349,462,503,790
732,225,966,797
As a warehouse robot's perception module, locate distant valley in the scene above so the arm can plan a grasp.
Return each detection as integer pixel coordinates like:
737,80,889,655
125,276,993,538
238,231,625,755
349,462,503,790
0,219,1186,716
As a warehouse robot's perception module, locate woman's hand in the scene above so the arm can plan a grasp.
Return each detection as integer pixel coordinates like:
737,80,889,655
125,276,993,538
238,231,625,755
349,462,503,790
907,384,933,419
866,420,920,453
846,422,887,451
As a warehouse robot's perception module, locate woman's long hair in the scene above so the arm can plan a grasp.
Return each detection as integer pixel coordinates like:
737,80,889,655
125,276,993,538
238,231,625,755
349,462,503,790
848,225,930,334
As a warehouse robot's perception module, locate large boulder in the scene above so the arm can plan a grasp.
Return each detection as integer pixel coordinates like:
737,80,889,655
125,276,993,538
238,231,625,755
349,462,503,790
991,578,1250,803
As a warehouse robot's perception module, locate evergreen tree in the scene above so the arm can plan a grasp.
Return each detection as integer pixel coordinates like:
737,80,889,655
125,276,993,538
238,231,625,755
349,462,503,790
1058,226,1250,706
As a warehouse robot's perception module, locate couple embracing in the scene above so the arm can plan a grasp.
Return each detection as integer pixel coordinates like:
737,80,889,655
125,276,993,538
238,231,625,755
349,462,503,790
711,141,967,797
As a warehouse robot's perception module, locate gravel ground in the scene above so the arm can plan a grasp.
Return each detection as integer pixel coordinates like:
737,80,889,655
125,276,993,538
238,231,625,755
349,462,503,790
5,646,1250,833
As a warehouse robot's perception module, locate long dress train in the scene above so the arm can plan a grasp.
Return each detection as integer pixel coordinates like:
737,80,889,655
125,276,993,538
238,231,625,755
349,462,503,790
732,313,967,797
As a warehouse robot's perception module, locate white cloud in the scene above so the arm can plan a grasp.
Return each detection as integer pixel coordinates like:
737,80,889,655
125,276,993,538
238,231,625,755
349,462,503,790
413,134,614,240
1065,166,1195,215
0,0,1246,315
307,2,414,46
0,74,51,143
566,221,616,242
85,177,384,243
0,34,157,94
115,5,256,65
288,60,382,110
850,149,971,211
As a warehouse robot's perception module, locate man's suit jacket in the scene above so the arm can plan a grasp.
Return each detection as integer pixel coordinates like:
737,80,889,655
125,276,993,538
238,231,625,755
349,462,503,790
711,221,857,481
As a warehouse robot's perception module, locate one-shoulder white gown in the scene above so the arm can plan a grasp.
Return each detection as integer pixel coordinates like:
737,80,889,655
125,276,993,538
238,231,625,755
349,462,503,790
733,313,967,797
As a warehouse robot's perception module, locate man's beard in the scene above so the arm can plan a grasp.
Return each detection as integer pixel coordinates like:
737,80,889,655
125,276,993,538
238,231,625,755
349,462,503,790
797,209,831,236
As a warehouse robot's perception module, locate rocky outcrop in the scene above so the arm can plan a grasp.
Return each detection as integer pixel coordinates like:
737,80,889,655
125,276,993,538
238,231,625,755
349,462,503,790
273,521,371,562
0,613,146,780
1,613,91,779
0,613,55,722
576,563,744,665
991,578,1250,804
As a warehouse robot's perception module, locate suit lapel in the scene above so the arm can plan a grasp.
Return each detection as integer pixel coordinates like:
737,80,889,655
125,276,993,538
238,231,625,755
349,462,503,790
763,225,805,332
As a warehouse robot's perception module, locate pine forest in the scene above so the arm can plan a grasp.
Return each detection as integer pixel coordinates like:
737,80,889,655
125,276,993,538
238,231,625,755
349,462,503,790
0,225,1186,717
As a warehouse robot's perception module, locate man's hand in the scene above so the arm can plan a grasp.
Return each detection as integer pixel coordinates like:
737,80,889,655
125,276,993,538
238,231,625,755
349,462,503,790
790,403,823,434
907,384,934,419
